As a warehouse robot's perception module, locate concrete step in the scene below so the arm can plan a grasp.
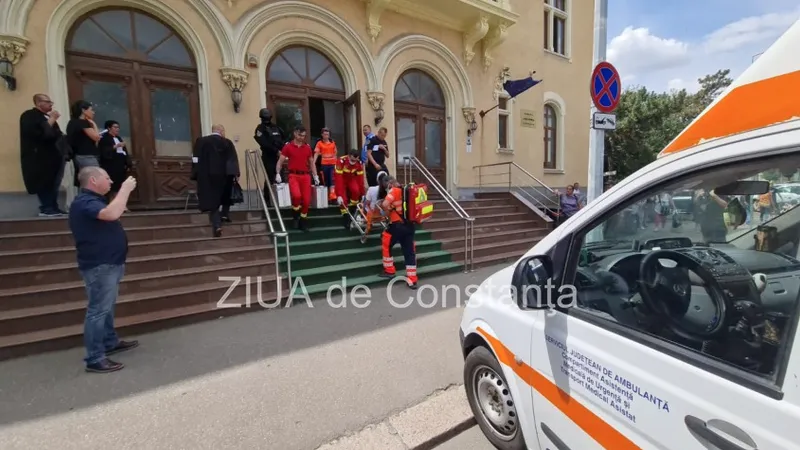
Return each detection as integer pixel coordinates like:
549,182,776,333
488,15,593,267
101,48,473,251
0,233,273,269
0,276,281,339
0,258,279,311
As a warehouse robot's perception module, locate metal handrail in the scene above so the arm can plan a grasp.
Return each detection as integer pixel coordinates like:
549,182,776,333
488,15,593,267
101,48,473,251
403,156,474,272
245,149,292,294
473,162,560,215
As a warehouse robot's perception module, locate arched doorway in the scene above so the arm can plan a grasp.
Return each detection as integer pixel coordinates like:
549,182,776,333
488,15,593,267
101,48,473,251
266,45,359,153
394,69,446,186
65,8,201,209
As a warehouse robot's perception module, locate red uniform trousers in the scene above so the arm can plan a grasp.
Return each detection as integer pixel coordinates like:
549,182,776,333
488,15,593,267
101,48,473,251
338,177,362,215
381,221,417,284
288,172,311,217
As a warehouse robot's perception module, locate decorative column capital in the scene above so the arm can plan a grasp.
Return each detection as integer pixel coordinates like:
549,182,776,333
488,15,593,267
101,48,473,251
462,107,476,124
220,67,249,91
367,91,385,110
0,34,29,65
220,67,249,113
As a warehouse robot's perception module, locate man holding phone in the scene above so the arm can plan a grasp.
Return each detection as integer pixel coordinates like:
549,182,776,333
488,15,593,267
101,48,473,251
69,167,139,373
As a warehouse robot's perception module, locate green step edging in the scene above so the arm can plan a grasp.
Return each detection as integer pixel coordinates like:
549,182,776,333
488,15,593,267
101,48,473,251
284,250,454,287
288,261,465,298
279,239,444,272
277,229,434,255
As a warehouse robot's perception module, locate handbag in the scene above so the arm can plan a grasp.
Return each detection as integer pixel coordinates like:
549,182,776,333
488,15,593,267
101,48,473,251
230,179,244,204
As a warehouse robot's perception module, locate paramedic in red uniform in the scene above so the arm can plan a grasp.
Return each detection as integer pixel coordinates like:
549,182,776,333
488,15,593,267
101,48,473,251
379,176,417,289
275,125,319,231
334,148,366,229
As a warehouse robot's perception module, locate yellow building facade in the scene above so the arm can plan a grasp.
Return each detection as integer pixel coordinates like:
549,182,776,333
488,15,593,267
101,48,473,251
0,0,593,214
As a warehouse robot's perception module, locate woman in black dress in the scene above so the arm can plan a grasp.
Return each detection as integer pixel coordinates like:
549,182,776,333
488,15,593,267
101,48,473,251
98,120,132,203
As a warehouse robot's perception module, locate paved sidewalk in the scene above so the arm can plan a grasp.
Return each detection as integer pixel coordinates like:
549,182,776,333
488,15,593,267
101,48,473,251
0,264,503,450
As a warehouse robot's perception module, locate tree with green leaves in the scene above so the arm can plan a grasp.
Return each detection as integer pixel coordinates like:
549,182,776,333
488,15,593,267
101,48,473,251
605,69,733,179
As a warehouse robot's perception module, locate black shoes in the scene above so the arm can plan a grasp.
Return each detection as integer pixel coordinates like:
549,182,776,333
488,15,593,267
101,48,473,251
342,214,351,230
85,340,139,373
86,358,124,373
106,340,139,356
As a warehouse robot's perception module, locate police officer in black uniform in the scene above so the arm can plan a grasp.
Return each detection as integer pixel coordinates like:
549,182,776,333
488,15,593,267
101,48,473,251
253,108,286,206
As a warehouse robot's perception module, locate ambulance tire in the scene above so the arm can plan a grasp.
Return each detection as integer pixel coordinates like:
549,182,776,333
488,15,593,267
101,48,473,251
464,346,525,450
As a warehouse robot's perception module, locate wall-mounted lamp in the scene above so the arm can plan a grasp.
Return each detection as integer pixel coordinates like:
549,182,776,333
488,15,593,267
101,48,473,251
231,88,242,113
220,67,249,114
468,118,478,136
0,58,15,91
367,91,385,126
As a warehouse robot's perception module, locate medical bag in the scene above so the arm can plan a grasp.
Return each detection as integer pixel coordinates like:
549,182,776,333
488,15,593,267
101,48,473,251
403,183,434,224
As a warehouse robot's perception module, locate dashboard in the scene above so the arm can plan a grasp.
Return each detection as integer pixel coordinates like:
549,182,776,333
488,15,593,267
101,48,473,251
576,237,800,325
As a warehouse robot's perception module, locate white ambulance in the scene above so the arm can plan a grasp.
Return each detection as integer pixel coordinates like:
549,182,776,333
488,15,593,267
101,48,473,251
459,19,800,450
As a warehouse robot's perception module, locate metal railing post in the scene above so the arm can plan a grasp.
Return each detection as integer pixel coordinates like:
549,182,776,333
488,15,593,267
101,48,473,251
245,149,292,297
508,164,512,191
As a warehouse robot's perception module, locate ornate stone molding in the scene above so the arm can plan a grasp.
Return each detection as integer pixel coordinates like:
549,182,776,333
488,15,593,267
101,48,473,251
366,0,392,43
493,66,511,100
220,67,249,113
0,34,29,65
482,22,509,72
462,15,489,66
462,107,476,125
367,91,385,111
220,67,249,91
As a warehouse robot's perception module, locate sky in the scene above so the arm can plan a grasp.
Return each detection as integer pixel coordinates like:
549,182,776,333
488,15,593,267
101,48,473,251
606,0,800,93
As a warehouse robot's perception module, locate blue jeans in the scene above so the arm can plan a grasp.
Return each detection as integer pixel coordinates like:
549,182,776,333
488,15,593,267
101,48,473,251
321,165,334,188
80,263,125,365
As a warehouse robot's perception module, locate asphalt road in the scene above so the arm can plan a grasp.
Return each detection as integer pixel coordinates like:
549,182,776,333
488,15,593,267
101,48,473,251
435,425,494,449
0,264,505,450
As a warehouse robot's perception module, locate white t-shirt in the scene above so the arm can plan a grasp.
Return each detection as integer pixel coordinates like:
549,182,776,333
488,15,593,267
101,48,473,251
365,186,380,210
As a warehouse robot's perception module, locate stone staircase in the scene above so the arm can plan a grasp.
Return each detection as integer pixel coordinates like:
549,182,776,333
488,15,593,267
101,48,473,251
0,190,552,360
0,210,285,360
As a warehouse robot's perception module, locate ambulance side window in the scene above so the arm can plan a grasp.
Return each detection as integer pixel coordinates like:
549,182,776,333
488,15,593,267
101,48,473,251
565,153,800,392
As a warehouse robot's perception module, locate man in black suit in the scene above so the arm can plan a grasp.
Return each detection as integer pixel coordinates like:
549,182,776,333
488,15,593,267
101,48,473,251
191,124,240,237
19,93,68,216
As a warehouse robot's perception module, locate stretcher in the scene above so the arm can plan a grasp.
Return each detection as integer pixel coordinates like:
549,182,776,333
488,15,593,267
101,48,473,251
353,202,389,244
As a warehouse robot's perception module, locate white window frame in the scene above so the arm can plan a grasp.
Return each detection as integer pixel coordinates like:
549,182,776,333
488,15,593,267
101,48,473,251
497,90,514,153
543,0,571,59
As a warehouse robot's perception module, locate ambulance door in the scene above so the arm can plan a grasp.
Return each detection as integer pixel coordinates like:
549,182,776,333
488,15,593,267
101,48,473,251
524,156,800,449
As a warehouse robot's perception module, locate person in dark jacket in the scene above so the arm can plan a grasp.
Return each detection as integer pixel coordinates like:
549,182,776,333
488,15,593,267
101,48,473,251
192,124,240,237
253,108,286,208
365,126,390,187
98,120,132,203
19,93,67,216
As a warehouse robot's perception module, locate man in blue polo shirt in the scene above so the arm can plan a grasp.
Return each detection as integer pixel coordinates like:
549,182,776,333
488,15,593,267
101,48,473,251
69,166,139,373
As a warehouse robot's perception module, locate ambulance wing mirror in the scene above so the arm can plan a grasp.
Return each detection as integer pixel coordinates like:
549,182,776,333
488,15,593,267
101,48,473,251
512,255,554,309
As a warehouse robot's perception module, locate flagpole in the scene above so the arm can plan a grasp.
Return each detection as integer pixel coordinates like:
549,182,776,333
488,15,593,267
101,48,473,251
587,0,608,205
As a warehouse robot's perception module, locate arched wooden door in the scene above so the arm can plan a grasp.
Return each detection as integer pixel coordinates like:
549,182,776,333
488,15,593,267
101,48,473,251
266,46,358,153
394,70,447,186
65,8,201,209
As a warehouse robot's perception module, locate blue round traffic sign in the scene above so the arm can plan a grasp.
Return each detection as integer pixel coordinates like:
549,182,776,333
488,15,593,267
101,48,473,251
590,62,621,113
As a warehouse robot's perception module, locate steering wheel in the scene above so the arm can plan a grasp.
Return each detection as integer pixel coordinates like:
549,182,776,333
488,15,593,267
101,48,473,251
639,250,730,341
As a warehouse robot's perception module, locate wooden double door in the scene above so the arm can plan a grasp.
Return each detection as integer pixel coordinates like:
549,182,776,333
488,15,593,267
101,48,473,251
395,104,446,187
66,55,201,209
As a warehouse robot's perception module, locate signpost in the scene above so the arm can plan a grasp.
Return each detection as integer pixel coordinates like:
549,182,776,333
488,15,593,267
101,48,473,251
590,61,621,113
592,112,616,130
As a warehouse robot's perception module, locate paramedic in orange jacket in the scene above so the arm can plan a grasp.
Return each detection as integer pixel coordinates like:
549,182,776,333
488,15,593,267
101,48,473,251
334,148,366,229
275,125,319,231
378,176,417,289
313,127,338,201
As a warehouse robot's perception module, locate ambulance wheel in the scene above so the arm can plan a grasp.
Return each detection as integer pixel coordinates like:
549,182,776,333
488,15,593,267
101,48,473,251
464,346,525,450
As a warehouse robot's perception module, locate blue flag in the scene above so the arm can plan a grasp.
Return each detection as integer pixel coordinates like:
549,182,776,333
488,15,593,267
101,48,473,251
503,76,541,98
